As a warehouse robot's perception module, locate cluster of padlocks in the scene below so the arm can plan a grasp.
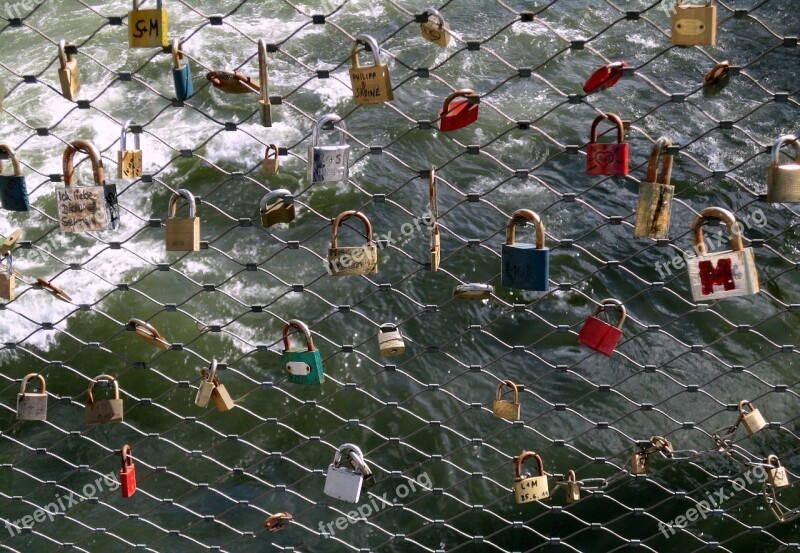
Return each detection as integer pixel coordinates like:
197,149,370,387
2,0,798,530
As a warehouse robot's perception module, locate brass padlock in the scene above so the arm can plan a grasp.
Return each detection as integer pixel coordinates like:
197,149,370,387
211,364,235,412
262,144,279,175
59,140,120,232
492,380,520,420
738,400,767,435
165,189,200,251
378,323,405,356
117,120,143,179
206,70,260,94
128,0,168,48
258,40,272,127
0,228,21,256
420,8,450,47
634,137,674,239
85,375,124,425
129,318,169,350
513,451,550,504
429,166,440,272
195,361,217,408
260,189,295,227
766,455,789,489
327,210,378,276
672,0,717,46
17,373,47,421
767,135,800,203
0,253,15,301
57,40,80,100
630,447,650,474
565,470,580,503
348,34,393,105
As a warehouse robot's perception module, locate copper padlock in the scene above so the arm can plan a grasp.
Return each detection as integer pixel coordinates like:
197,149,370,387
120,444,136,498
85,375,124,425
262,144,279,175
565,470,580,503
260,189,295,227
492,380,520,420
766,455,789,489
738,400,767,435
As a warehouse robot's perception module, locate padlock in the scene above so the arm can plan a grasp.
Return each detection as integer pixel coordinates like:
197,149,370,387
501,209,549,291
129,318,169,350
58,140,119,232
57,40,80,100
37,277,72,303
262,144,280,175
128,0,168,48
171,39,193,101
264,512,293,532
16,373,47,421
514,451,550,504
0,229,21,256
348,34,393,105
586,112,628,176
258,40,272,127
583,61,627,94
685,207,760,300
766,455,789,489
420,8,450,47
308,113,349,184
206,70,260,94
85,375,124,425
118,120,143,179
282,319,325,384
576,298,626,356
565,470,580,503
453,283,494,300
651,436,673,457
630,448,650,474
119,444,136,498
703,61,730,96
211,375,235,412
0,144,30,211
767,135,800,203
327,210,378,276
165,189,200,251
378,323,405,356
195,360,218,408
429,166,440,272
672,0,717,46
634,137,675,239
260,189,295,227
438,89,479,132
0,253,15,301
738,400,767,435
492,380,520,420
324,444,368,503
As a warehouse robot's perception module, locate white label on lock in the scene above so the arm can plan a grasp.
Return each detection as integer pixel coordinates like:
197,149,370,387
674,18,706,35
286,362,311,375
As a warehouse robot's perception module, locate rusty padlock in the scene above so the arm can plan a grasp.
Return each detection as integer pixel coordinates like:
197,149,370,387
17,373,47,421
438,89,479,132
586,112,628,176
634,137,674,239
327,210,378,276
85,375,124,425
262,144,279,175
492,380,520,420
119,444,136,498
576,299,626,356
513,451,549,504
738,400,767,435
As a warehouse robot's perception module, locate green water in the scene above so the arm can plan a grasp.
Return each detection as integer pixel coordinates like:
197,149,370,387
0,0,798,551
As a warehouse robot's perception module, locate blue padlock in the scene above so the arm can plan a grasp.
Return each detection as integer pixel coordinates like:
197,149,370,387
171,39,193,101
282,319,324,385
501,209,549,291
0,145,30,212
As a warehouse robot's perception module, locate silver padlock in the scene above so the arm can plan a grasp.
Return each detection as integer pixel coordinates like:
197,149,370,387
307,113,349,184
17,373,47,421
766,455,789,489
767,134,800,203
453,283,494,300
324,443,368,503
378,323,405,356
738,400,767,435
195,360,217,408
258,39,272,127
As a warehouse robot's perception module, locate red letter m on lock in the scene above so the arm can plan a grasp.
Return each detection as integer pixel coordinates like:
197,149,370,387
698,258,735,295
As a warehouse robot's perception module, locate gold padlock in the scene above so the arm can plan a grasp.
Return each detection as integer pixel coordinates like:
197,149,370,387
260,189,295,227
17,373,47,421
0,253,15,301
57,40,80,100
327,210,378,276
348,34,393,105
766,455,789,489
165,189,200,252
513,451,549,504
565,470,580,503
767,135,800,203
258,40,272,127
672,0,717,46
262,144,279,175
492,380,520,420
128,0,168,48
420,8,450,47
129,318,169,350
429,166,440,272
377,323,405,356
738,400,767,435
85,375,124,425
630,447,650,474
211,372,235,412
195,361,217,408
0,229,21,256
117,120,143,179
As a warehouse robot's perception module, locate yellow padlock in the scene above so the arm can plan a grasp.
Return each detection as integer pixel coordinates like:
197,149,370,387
348,34,393,105
738,400,767,435
513,451,549,504
128,0,168,48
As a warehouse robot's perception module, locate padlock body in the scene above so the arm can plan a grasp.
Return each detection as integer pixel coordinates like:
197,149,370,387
501,244,549,291
741,409,767,435
261,202,295,227
421,19,450,47
492,399,520,420
195,380,215,408
672,4,717,45
378,330,405,356
173,64,194,101
284,349,324,384
348,64,393,105
56,184,118,232
118,149,143,179
85,398,124,425
566,482,580,503
58,62,80,100
438,99,478,132
430,229,440,271
16,392,47,421
324,465,364,503
307,144,349,184
769,466,789,488
120,465,136,498
767,164,800,203
577,316,623,357
634,181,674,239
514,475,549,504
128,8,169,48
259,99,272,127
0,175,30,211
262,157,279,175
630,452,650,474
328,245,378,276
211,384,235,412
0,274,15,301
165,217,200,251
686,247,759,301
586,142,628,176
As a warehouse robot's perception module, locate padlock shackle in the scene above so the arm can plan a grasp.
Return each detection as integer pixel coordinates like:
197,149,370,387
57,40,74,70
704,61,730,85
202,359,218,382
566,469,577,483
441,89,477,113
515,450,544,478
650,435,673,454
132,0,162,10
63,140,104,187
424,8,446,28
120,120,141,151
589,112,625,144
691,206,744,255
87,374,120,403
738,400,756,415
206,71,260,93
0,144,23,176
331,210,374,249
350,34,383,69
379,323,397,332
505,209,545,249
333,443,367,473
264,144,278,161
766,454,781,468
312,113,346,147
591,298,627,329
260,188,292,211
168,189,197,218
258,39,269,104
171,39,185,70
645,137,673,186
121,444,133,468
495,380,519,404
20,373,46,394
771,134,800,166
282,319,315,352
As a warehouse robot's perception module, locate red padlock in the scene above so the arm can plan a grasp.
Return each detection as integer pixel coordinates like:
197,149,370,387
583,61,627,94
438,89,479,132
120,444,136,498
576,299,627,357
587,112,628,176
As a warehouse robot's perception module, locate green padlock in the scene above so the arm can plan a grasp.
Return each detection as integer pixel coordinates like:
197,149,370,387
282,319,324,384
